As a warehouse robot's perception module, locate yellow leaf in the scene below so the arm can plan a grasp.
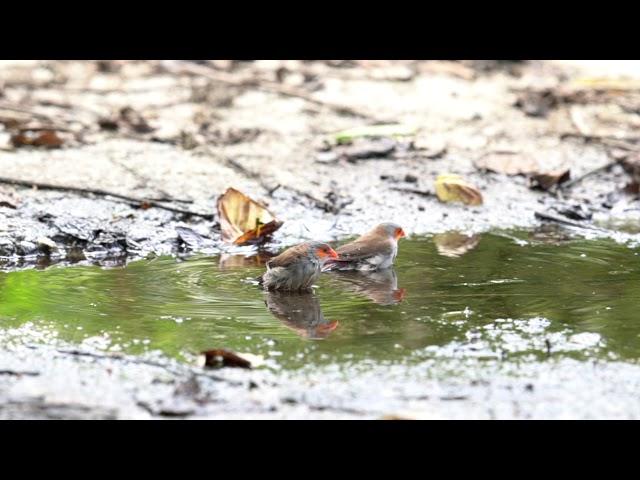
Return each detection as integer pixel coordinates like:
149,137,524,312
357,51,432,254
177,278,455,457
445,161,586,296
435,174,483,206
216,187,283,245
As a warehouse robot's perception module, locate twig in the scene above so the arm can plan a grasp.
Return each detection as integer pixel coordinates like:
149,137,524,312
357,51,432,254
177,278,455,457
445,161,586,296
560,132,640,148
558,161,617,190
534,211,606,231
390,187,435,197
0,369,40,376
0,102,92,129
38,346,242,386
0,176,214,219
162,60,381,121
0,103,52,121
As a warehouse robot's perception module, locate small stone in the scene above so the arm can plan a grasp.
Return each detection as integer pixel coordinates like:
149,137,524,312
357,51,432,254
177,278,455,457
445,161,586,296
37,237,59,253
315,151,339,164
404,174,418,183
0,237,15,256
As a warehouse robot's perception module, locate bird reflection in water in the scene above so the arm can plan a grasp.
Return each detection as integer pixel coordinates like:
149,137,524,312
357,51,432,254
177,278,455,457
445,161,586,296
328,268,406,305
264,291,339,339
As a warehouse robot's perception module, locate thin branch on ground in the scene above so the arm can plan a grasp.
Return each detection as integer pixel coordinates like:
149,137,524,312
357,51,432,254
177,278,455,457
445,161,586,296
534,211,607,231
0,176,214,219
557,161,617,191
390,187,435,197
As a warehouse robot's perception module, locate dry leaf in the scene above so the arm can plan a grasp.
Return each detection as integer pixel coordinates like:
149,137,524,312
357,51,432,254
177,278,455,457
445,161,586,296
474,152,539,175
433,232,481,257
435,174,483,206
217,187,283,245
529,169,571,191
10,129,64,148
198,349,255,369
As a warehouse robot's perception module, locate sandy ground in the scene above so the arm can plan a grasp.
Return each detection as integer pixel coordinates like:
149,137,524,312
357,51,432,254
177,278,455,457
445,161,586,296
1,60,640,418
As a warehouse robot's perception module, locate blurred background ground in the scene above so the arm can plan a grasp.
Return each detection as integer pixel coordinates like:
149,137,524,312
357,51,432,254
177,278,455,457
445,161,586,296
2,60,640,266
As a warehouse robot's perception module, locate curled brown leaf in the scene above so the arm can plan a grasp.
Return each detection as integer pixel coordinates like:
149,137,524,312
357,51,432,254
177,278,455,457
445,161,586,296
217,187,283,245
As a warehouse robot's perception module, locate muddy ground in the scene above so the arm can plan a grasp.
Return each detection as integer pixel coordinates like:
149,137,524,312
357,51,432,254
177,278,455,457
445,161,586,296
1,60,640,419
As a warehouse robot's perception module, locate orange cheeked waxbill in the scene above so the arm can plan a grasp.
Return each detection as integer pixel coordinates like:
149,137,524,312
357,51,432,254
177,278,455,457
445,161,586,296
259,241,339,291
326,222,406,271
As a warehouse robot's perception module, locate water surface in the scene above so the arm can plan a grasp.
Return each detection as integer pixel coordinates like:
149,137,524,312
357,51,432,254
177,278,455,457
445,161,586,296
1,231,639,369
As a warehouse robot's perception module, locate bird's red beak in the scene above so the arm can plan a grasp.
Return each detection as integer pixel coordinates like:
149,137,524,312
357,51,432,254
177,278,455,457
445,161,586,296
395,228,406,240
316,247,339,259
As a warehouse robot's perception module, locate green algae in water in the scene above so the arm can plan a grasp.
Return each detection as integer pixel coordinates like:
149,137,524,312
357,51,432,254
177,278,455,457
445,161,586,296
1,232,640,369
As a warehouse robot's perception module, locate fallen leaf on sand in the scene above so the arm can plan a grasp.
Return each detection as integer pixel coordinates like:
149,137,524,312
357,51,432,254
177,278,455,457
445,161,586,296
435,174,483,206
334,124,417,144
10,129,65,148
529,169,571,191
474,152,539,175
433,232,481,257
198,349,263,369
217,187,283,245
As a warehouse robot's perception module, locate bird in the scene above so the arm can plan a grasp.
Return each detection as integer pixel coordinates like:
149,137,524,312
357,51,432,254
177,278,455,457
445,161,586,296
258,241,339,291
325,222,406,271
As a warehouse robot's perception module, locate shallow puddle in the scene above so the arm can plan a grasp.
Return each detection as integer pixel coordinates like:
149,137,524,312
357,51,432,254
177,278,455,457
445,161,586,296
1,231,639,369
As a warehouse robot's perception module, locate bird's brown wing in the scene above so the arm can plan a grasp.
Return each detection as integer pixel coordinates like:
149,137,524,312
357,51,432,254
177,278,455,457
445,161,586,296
267,243,308,269
336,237,392,261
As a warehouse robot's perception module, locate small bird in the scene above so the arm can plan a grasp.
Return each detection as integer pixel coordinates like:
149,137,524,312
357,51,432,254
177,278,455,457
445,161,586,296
259,241,339,291
326,222,406,271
